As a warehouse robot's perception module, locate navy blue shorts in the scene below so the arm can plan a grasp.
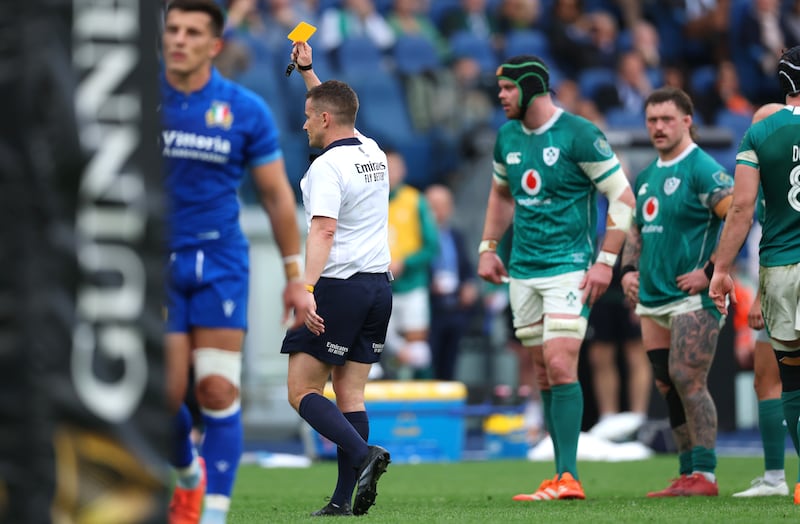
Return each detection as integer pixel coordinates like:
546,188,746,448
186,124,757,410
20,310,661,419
165,245,249,332
281,273,392,366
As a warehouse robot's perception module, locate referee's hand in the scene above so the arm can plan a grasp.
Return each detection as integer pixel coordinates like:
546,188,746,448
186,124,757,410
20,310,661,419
304,295,325,335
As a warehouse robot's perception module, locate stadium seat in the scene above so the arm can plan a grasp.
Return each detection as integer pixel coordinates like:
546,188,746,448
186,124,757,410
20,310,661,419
715,109,752,146
448,31,498,74
605,108,643,130
393,35,441,75
689,65,717,95
503,29,551,62
577,67,616,99
342,70,417,146
336,36,386,76
234,67,290,134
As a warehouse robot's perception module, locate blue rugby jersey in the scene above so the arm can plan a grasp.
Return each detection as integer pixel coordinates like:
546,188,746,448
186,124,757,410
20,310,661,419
160,68,283,250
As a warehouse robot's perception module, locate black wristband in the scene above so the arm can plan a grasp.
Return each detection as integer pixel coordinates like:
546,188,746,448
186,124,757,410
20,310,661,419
297,63,313,71
703,261,714,280
620,264,637,279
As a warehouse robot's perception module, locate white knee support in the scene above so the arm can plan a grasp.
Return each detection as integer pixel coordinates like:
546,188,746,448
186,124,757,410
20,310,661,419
543,316,587,341
515,324,544,346
194,348,242,418
194,348,242,387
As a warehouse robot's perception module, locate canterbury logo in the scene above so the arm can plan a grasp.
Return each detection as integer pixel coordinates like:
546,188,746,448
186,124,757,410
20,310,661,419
506,152,521,164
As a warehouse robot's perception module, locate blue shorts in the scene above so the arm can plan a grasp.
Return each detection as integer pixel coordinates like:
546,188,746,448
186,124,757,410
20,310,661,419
281,273,392,365
165,245,249,333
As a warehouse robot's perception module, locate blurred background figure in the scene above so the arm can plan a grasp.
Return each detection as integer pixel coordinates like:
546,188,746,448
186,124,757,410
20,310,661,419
381,149,439,380
318,0,396,57
425,184,480,381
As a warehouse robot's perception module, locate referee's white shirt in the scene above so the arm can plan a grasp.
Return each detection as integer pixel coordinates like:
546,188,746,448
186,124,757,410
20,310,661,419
300,134,391,279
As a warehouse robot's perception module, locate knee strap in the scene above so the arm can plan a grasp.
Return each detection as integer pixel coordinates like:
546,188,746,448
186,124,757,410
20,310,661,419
648,348,686,428
515,323,543,346
777,349,800,392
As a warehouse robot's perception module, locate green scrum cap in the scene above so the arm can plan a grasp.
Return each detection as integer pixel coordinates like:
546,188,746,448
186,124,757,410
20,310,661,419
496,55,550,113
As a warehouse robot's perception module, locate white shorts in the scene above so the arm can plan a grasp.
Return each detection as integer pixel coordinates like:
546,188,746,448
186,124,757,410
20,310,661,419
635,295,721,329
388,287,430,333
760,263,800,343
508,270,586,328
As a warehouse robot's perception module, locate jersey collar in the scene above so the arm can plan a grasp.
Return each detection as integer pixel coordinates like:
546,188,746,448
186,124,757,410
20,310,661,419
656,142,697,168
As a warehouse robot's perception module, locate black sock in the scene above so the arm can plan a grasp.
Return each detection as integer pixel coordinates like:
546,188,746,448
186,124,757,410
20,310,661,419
331,411,369,507
299,393,369,464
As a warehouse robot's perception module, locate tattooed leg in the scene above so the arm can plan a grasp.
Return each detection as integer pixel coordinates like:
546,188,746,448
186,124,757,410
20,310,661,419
669,309,720,449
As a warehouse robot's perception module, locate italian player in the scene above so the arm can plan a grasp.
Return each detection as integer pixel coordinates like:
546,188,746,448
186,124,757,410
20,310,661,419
161,1,308,522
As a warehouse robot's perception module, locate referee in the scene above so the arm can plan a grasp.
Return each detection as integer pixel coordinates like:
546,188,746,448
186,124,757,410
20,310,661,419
281,41,392,517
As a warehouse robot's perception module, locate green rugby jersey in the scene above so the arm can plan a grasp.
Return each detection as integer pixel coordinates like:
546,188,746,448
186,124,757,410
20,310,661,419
493,109,622,278
634,143,733,308
736,105,800,267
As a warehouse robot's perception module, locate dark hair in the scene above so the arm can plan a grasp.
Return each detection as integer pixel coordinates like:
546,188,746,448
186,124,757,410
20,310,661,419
644,86,694,116
166,0,225,37
306,80,359,127
644,86,697,139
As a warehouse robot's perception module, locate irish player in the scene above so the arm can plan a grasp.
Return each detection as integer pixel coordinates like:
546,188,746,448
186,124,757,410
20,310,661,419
161,1,308,522
621,87,733,497
710,45,800,504
478,55,636,501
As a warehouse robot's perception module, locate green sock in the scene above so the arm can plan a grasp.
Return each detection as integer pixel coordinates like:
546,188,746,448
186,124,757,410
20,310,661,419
759,398,787,471
781,390,800,455
541,389,559,474
550,382,583,479
691,446,717,475
679,450,693,476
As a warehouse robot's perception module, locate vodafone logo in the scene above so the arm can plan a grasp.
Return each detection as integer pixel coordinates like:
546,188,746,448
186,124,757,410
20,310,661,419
521,169,542,195
642,196,659,222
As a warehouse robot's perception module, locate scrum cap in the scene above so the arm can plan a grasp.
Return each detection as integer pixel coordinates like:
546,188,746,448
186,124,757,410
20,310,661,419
496,55,550,113
778,45,800,97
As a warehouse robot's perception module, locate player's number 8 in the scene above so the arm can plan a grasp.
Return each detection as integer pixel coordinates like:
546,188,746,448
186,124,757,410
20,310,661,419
789,165,800,213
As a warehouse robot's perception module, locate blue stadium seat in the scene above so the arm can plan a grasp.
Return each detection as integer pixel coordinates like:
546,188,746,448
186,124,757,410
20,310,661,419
689,65,717,95
715,109,752,146
337,36,386,76
577,67,616,99
449,31,498,74
605,108,643,129
342,70,417,146
503,29,551,63
393,35,441,75
234,67,290,134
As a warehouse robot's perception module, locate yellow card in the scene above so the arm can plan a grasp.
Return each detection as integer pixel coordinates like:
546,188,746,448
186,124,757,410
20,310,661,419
287,21,317,43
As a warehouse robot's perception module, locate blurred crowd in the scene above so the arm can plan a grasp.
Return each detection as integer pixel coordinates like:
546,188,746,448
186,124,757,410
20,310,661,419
214,0,777,433
218,0,797,192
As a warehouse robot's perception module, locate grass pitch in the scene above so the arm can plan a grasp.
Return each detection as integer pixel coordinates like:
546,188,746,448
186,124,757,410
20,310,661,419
228,455,798,523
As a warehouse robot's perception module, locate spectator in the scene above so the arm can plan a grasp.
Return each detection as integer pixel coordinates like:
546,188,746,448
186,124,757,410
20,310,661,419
581,10,621,71
695,60,754,126
682,0,732,66
496,0,542,34
439,0,502,42
547,0,592,78
381,149,440,380
595,50,653,114
630,19,661,71
318,0,396,55
783,0,800,48
387,0,450,60
426,184,480,381
737,0,785,104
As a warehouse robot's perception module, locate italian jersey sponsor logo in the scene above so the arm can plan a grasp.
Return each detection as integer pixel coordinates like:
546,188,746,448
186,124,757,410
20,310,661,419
593,138,613,157
543,147,559,166
205,100,233,130
506,151,522,164
521,169,542,195
663,177,681,195
642,196,659,222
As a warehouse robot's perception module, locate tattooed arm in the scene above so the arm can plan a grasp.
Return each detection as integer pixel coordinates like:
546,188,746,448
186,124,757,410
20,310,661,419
620,226,641,304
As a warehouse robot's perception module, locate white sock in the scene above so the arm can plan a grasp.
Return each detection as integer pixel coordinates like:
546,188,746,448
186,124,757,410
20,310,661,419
764,469,785,484
175,457,201,489
694,471,715,483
